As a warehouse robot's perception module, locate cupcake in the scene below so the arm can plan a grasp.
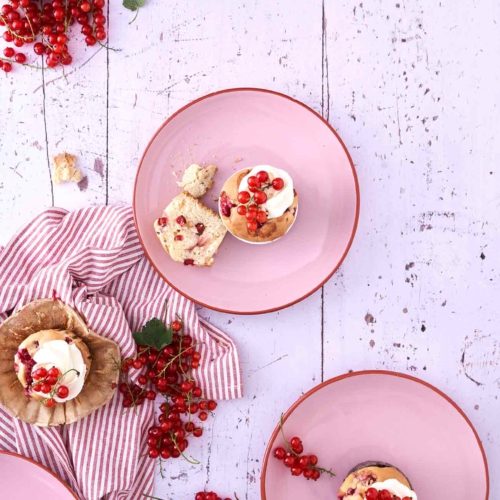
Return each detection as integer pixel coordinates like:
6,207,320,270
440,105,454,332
0,299,120,426
337,461,417,500
219,165,298,244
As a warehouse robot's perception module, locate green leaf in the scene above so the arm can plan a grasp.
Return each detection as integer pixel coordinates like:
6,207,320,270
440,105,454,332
132,318,173,350
123,0,145,11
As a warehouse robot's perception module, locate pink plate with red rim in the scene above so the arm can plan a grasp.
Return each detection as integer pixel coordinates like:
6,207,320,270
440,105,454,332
134,88,360,314
261,371,489,500
0,451,77,499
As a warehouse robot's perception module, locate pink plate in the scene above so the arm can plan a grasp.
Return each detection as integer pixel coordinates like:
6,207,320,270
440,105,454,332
134,88,360,314
0,451,76,499
261,371,489,499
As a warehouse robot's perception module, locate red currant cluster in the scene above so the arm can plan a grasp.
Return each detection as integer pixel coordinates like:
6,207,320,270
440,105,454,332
31,366,70,407
235,170,284,233
0,0,106,72
365,488,412,500
273,435,335,481
118,320,218,462
194,492,232,500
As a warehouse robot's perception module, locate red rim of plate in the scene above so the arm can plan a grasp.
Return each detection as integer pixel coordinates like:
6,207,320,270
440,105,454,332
0,450,78,499
259,370,490,499
133,87,361,315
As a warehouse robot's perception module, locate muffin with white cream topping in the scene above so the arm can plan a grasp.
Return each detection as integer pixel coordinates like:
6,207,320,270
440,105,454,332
219,165,298,243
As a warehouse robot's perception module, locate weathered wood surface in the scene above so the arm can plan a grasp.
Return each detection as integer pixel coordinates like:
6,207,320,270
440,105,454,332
0,1,498,498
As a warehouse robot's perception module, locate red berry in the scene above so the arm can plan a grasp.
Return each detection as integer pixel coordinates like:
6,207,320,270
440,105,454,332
85,35,96,46
193,427,203,437
40,383,51,394
195,223,205,235
32,367,48,380
256,210,267,223
207,400,217,411
132,359,143,369
176,215,186,226
174,234,183,241
198,411,208,421
171,320,182,332
237,191,251,204
148,448,159,459
256,170,269,183
247,175,260,188
33,42,45,55
237,205,247,215
291,466,302,476
146,390,156,400
245,210,256,221
56,385,69,398
79,1,91,12
14,52,26,63
283,455,295,467
3,47,14,57
45,398,56,408
273,447,286,460
308,454,318,465
379,491,393,500
298,456,310,467
48,367,60,378
365,489,378,500
253,190,267,205
272,177,284,190
247,221,258,232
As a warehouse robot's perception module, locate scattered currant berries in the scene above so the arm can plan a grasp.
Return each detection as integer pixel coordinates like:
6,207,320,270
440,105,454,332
233,171,286,234
118,318,218,465
273,429,335,482
0,0,108,72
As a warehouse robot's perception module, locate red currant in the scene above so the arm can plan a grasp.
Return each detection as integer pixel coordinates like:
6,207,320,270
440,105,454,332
256,170,269,183
56,385,69,398
272,177,284,190
237,191,250,204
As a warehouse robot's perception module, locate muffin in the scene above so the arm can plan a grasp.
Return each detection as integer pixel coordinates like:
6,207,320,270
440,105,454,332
0,299,120,426
219,165,298,244
337,461,417,500
154,192,227,266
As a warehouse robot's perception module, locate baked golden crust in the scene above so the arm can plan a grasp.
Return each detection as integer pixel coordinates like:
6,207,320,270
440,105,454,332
0,299,120,426
219,168,298,243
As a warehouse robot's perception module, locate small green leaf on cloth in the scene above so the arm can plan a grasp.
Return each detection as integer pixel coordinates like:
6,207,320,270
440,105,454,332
132,318,173,350
123,0,145,11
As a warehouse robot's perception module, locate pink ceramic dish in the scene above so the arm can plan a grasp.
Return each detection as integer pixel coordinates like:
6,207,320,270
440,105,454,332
0,450,77,499
261,371,489,500
134,88,360,314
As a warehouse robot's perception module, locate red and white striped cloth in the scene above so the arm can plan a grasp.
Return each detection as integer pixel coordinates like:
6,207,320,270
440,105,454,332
0,205,242,499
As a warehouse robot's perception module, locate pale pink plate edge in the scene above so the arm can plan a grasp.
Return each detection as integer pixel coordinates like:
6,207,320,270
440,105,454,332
259,369,490,499
133,87,361,315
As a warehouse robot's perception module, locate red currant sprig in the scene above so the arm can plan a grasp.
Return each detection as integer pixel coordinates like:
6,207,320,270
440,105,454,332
118,317,218,466
272,416,335,481
0,0,107,72
235,170,285,233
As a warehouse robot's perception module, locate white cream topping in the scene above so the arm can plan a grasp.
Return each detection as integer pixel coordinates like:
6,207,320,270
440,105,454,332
239,165,294,219
371,479,417,499
32,339,86,402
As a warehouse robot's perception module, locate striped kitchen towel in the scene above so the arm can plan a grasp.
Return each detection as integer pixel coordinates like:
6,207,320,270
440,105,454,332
0,205,242,500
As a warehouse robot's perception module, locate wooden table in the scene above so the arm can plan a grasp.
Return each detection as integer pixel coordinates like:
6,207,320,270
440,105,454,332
1,1,498,498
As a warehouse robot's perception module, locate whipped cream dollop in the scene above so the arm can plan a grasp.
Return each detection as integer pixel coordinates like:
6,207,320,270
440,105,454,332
32,339,87,402
370,479,417,500
239,165,294,219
